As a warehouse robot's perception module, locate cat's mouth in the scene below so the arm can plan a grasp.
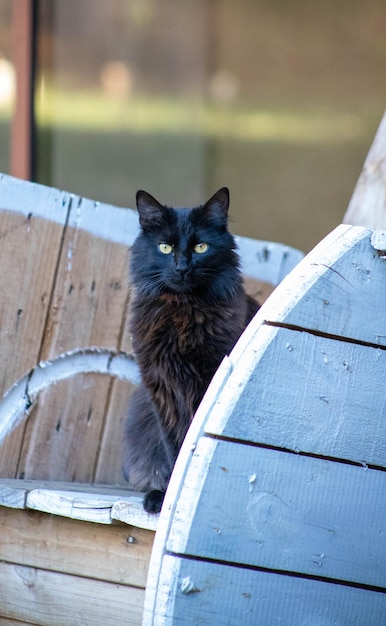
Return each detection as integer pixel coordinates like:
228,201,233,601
168,281,194,294
166,273,196,295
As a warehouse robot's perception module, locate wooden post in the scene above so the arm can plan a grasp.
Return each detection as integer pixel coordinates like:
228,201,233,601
10,0,36,180
343,110,386,229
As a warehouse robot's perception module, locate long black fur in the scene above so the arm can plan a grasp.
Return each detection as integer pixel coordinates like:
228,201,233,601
123,187,259,512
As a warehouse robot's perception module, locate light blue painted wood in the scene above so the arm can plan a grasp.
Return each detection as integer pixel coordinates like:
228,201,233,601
0,172,140,246
235,235,304,284
167,438,386,589
256,225,386,347
205,325,386,468
145,555,386,626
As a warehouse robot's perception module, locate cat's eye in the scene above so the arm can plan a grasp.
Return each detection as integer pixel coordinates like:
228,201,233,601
159,243,173,254
194,242,209,254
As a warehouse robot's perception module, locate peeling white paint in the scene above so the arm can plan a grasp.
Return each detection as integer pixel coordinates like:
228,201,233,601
0,348,140,444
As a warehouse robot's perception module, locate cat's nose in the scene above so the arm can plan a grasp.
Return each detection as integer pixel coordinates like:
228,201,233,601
176,265,189,278
175,258,190,278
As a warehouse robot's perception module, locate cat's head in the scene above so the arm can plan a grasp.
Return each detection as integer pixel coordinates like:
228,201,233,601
130,187,242,300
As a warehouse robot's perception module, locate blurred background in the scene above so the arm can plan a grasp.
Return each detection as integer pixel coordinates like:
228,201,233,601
0,0,385,251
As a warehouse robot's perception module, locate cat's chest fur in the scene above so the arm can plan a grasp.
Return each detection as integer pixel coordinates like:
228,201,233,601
131,291,247,365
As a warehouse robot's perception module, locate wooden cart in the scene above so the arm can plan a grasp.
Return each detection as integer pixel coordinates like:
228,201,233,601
1,111,385,625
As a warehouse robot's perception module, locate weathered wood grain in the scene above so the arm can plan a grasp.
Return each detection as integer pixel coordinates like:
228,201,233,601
205,324,386,467
343,109,386,229
0,479,158,530
236,236,304,284
241,225,386,348
167,438,386,589
0,506,153,588
17,374,112,482
94,378,136,485
9,195,133,481
145,554,386,626
39,219,129,360
0,211,67,476
0,561,144,626
0,611,36,626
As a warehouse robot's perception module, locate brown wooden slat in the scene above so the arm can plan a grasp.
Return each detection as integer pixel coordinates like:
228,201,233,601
39,225,129,359
0,560,144,626
14,196,133,482
0,506,153,588
18,374,111,482
0,211,67,476
94,378,136,485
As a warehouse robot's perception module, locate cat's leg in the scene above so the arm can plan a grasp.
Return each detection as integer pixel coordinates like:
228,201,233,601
123,385,176,513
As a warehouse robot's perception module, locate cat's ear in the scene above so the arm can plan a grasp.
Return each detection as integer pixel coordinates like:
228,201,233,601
136,190,167,232
202,187,229,226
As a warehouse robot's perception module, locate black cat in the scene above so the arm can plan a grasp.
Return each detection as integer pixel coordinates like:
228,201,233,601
123,187,259,513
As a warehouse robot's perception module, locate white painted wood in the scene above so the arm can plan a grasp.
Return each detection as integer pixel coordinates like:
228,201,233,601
143,358,235,623
0,479,157,531
112,500,158,532
0,348,140,445
0,172,69,223
26,488,128,524
343,110,386,229
371,229,386,254
0,482,27,509
146,554,386,626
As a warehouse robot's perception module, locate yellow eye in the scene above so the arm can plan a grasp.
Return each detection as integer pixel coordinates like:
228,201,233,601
194,242,209,254
159,243,173,254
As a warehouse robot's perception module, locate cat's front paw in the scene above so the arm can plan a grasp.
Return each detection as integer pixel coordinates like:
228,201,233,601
143,489,165,514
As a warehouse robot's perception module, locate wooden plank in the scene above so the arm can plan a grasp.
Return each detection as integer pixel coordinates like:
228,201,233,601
26,486,157,531
0,212,68,476
167,438,386,589
0,208,67,395
0,177,70,477
0,478,158,530
0,507,153,588
145,554,386,626
94,378,136,486
15,197,132,483
0,609,36,626
0,481,28,508
247,225,386,347
343,110,386,229
26,486,133,524
242,276,275,305
205,324,386,467
39,209,130,360
235,236,304,284
0,561,144,626
17,374,112,483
